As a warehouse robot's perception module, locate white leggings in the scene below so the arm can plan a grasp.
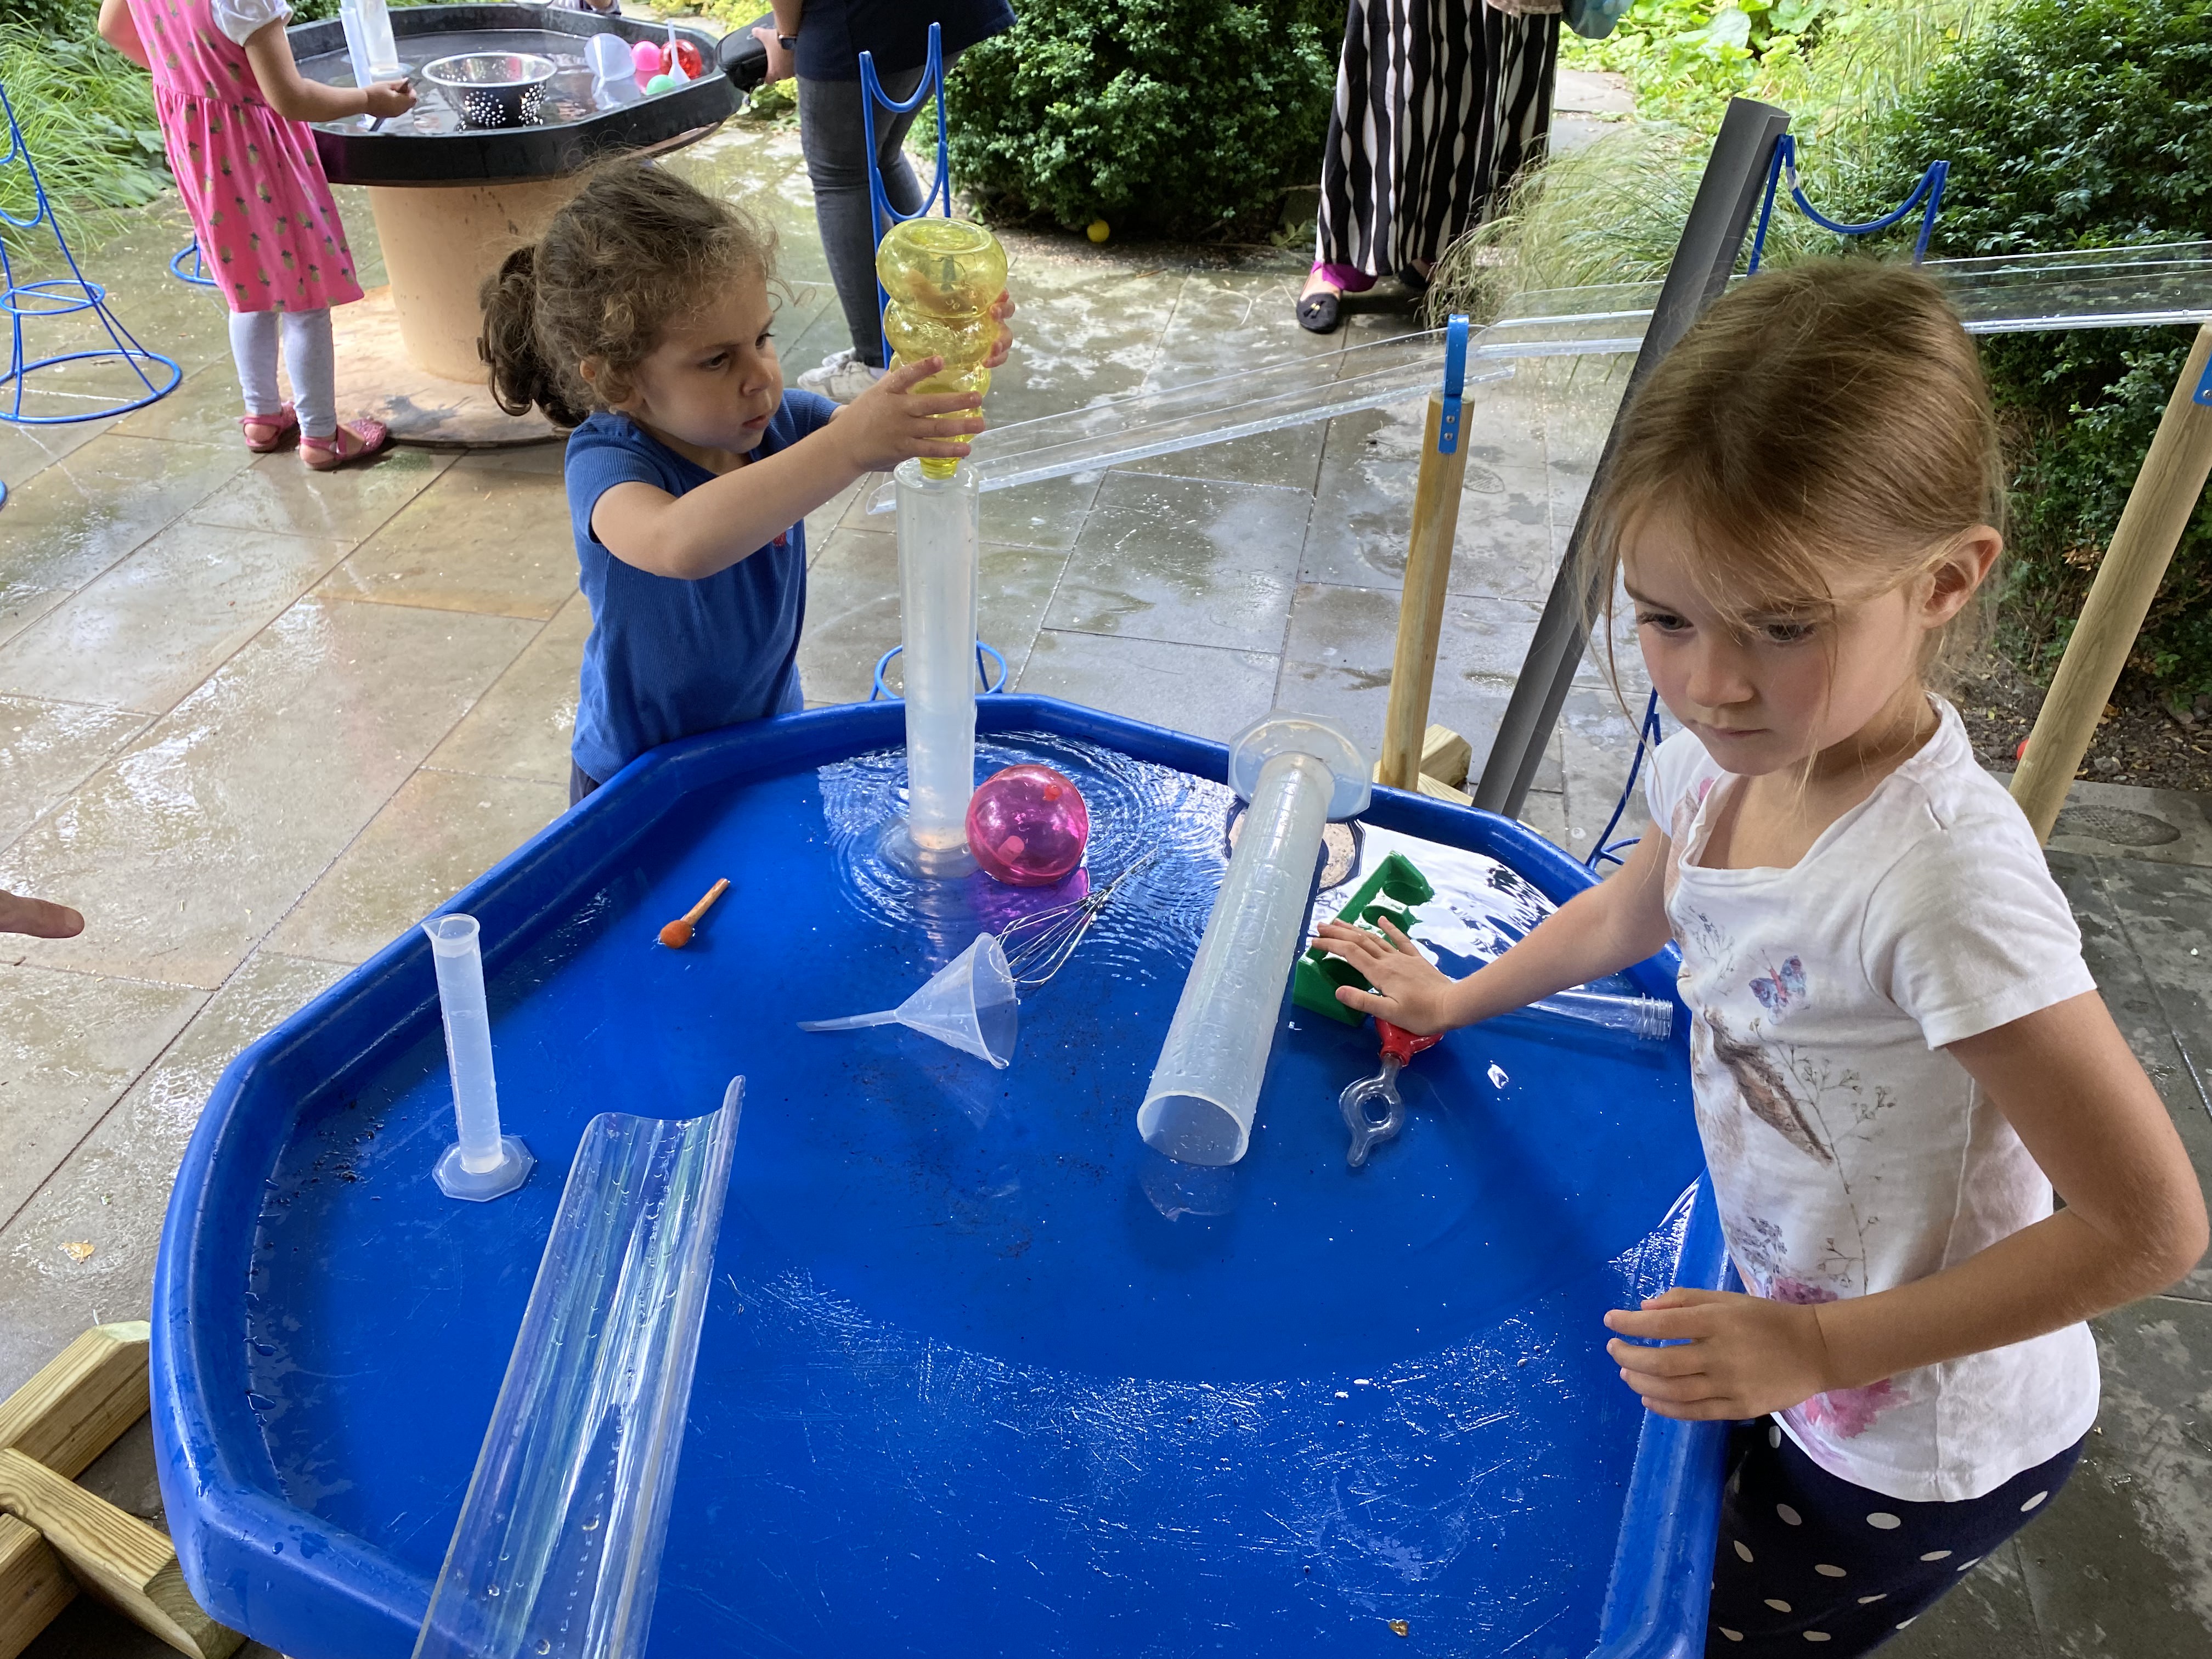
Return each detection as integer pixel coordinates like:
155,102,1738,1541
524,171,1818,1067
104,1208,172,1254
229,307,336,439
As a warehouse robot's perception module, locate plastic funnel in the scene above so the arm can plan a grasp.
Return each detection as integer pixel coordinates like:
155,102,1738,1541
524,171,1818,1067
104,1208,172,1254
799,933,1019,1069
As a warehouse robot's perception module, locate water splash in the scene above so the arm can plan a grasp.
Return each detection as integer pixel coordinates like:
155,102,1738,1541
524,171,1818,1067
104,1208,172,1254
818,731,1235,979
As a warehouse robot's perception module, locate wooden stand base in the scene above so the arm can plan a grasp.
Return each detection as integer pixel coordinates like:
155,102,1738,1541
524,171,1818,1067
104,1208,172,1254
0,1324,244,1659
331,286,562,449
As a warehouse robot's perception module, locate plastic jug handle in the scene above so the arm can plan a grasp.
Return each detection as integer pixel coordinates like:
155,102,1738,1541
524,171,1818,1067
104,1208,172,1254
1376,1018,1442,1066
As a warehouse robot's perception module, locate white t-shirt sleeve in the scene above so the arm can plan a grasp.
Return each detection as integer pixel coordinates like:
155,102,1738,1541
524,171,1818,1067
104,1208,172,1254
213,0,291,47
1863,811,2097,1048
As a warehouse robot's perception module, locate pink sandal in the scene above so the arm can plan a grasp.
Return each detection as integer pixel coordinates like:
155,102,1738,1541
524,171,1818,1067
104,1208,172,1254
239,404,298,453
301,418,391,471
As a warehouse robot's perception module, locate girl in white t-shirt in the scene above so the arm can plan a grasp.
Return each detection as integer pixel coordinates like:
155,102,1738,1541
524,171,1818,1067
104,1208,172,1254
1315,259,2206,1655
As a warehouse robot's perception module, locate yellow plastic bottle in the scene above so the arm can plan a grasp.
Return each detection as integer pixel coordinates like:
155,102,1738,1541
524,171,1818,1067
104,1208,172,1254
875,217,1007,480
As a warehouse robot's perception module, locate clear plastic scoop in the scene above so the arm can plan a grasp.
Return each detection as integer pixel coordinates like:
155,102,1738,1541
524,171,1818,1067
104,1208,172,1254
798,933,1019,1069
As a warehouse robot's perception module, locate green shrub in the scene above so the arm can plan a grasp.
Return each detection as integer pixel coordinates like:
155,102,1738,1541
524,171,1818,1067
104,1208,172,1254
1445,1,1983,312
0,0,93,38
0,22,168,243
945,0,1340,238
1872,0,2212,693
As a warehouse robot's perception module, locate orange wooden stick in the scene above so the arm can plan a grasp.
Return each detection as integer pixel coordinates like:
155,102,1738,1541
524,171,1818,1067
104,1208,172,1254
658,878,730,949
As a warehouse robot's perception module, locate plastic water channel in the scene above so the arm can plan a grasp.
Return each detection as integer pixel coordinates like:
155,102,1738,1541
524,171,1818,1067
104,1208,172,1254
865,240,2212,513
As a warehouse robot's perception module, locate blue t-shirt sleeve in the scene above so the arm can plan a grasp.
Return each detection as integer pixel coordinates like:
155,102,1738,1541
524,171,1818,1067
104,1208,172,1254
779,388,839,442
564,423,675,550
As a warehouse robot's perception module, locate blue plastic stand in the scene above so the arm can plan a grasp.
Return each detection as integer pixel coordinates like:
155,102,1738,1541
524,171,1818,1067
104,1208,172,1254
871,640,1009,701
0,77,180,425
858,21,956,341
170,241,217,289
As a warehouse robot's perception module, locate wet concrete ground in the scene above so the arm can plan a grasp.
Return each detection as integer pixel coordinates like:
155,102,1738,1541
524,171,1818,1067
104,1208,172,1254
0,110,2206,1659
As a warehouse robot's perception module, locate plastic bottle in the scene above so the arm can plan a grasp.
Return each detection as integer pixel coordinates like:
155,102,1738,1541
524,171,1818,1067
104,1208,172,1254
874,219,1007,481
336,0,375,93
342,0,404,83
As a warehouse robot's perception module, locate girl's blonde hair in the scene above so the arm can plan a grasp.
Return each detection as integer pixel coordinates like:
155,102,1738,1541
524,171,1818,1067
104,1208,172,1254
479,162,776,428
1585,257,2006,688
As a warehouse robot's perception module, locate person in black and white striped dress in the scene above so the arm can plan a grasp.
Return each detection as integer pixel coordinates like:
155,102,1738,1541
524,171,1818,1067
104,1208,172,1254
1298,0,1559,332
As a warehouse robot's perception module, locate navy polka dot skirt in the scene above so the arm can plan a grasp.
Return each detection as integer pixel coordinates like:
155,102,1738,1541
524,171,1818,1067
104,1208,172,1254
1706,1417,2084,1655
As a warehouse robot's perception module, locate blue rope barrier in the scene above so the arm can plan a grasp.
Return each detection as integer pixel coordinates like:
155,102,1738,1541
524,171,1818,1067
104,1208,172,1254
1747,133,1949,276
0,78,179,424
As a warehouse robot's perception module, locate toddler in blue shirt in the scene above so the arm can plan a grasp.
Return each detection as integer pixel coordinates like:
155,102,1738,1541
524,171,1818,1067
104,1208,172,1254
478,162,1012,799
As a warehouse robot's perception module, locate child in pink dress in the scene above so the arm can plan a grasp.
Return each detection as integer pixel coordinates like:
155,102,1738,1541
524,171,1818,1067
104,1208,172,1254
98,0,412,467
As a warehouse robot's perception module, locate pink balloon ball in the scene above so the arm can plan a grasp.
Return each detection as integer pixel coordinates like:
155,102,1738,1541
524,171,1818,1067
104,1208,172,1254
966,765,1090,888
632,40,664,74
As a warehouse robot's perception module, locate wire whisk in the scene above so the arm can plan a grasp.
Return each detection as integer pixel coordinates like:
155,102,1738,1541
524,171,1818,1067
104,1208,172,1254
997,851,1161,990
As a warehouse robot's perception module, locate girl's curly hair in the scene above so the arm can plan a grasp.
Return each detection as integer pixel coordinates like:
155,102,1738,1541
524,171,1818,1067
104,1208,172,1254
478,162,776,428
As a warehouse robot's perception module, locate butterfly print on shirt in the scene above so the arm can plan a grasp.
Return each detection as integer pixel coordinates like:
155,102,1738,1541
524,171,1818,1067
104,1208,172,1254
1751,955,1805,1016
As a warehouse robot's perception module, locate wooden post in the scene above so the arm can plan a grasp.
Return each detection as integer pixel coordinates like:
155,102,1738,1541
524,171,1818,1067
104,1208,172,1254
1378,389,1472,790
2012,324,2212,842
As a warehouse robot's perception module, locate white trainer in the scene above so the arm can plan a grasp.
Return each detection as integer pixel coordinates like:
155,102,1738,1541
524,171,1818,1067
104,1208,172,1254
797,348,884,404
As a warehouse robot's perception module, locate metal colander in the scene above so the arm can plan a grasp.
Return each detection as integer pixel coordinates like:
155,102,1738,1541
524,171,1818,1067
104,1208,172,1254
421,52,556,129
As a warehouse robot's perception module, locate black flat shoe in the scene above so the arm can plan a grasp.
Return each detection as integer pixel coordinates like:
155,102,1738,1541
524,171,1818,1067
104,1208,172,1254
1396,264,1432,296
1296,289,1341,333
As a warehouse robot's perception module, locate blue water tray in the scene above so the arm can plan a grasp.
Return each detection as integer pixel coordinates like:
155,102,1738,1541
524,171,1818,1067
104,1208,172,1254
151,697,1727,1659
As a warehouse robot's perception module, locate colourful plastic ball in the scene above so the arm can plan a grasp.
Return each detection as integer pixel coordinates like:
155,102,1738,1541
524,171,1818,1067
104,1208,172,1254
644,72,678,94
673,38,705,78
632,40,664,75
1086,219,1110,244
967,765,1089,888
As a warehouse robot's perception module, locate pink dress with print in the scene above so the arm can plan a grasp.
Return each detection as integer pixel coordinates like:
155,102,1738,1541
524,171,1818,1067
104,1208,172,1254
127,0,363,314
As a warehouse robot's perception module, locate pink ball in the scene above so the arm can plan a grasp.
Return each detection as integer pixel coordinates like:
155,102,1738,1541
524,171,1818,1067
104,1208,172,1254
967,765,1090,888
632,39,664,77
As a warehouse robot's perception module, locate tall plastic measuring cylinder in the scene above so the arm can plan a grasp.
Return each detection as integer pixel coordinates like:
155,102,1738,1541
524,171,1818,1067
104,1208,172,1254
1140,713,1370,1165
883,456,982,877
424,913,533,1201
342,0,404,81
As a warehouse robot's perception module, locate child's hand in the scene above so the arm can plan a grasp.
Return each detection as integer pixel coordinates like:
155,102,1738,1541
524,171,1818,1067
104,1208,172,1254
364,78,415,119
983,290,1015,370
1603,1288,1835,1421
1311,915,1459,1034
833,355,987,472
0,888,84,939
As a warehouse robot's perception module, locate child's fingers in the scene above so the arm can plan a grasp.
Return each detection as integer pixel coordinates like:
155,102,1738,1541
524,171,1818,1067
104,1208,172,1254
1334,983,1391,1015
991,290,1015,319
913,438,975,459
1373,915,1422,952
1603,1305,1711,1340
1634,1388,1736,1420
878,356,946,394
1313,926,1388,962
907,392,985,417
1606,1337,1703,1376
